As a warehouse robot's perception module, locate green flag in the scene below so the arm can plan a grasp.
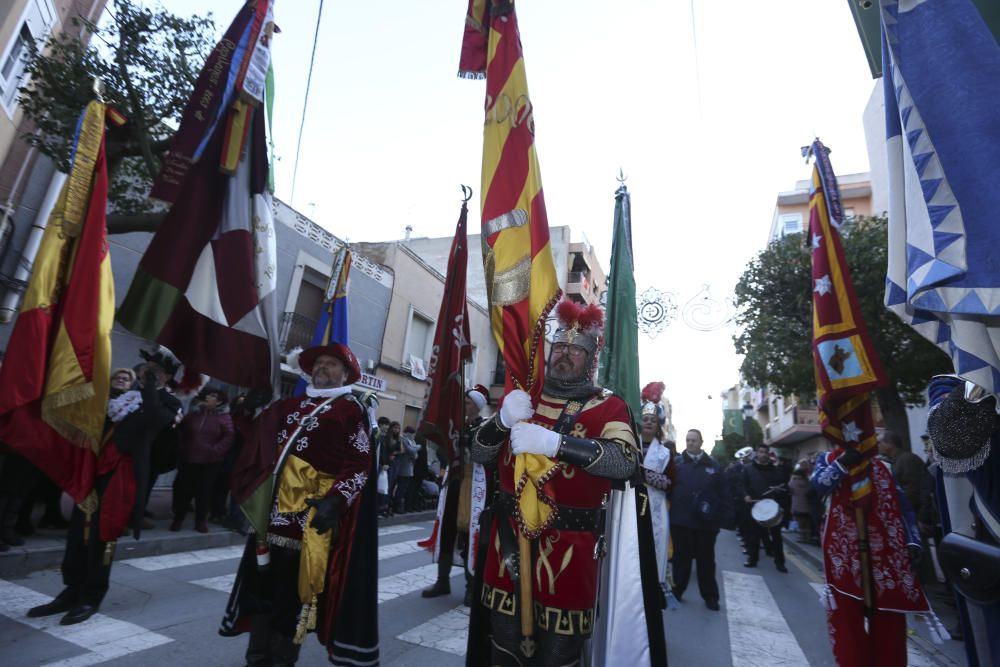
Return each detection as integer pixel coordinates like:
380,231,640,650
722,409,745,436
598,183,640,417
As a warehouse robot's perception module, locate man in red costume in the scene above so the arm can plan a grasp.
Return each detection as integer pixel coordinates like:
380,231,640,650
220,343,371,667
469,300,640,666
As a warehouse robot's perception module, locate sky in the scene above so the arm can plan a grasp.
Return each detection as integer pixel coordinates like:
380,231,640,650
158,0,879,440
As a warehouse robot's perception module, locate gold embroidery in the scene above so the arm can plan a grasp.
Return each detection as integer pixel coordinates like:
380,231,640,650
492,256,532,306
638,490,649,517
560,462,576,480
535,535,573,595
569,423,587,438
480,584,596,635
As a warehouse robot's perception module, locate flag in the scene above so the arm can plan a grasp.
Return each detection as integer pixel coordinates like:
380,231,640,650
598,182,639,415
809,140,886,506
722,409,744,437
0,100,117,507
417,203,472,463
881,0,1000,396
462,0,561,536
117,3,279,391
293,246,352,396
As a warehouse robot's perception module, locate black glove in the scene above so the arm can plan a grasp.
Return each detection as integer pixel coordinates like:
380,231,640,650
305,495,345,539
838,447,863,469
907,544,922,569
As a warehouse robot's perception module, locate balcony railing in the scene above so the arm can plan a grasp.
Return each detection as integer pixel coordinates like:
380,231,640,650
279,312,318,352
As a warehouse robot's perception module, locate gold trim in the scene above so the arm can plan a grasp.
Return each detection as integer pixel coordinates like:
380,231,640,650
484,208,528,237
492,256,532,306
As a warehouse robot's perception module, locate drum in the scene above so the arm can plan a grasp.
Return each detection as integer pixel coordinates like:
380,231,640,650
751,498,783,528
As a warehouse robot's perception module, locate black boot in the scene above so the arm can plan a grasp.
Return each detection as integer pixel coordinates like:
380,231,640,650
245,615,272,667
422,554,452,598
270,633,301,667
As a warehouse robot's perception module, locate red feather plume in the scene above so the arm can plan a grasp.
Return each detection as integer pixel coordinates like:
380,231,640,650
641,381,665,404
555,299,604,336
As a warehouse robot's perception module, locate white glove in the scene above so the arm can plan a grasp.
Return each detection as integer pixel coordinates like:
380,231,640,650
510,422,561,458
499,389,534,428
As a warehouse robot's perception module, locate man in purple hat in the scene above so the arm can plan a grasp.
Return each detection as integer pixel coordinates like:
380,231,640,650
221,343,372,666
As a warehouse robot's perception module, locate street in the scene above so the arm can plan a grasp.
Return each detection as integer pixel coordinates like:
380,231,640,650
0,519,963,666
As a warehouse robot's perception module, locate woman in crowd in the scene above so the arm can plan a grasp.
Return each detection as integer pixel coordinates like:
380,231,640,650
171,387,234,533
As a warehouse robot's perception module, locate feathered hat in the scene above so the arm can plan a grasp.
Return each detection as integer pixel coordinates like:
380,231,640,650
551,299,604,356
640,381,667,424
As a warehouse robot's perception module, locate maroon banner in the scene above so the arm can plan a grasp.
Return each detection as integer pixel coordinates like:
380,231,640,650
417,203,473,463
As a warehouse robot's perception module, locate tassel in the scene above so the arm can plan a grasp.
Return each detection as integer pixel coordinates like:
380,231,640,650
292,595,319,645
103,541,116,566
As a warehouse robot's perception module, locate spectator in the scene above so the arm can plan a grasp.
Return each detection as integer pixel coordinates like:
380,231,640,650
670,428,727,611
171,387,234,533
394,426,420,513
373,417,391,515
382,421,402,513
788,462,813,544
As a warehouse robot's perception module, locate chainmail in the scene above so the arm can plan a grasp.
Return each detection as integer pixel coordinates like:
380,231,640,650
470,415,507,465
542,375,598,400
582,438,638,481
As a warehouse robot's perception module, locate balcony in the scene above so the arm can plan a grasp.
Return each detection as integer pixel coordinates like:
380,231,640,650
765,405,822,447
566,271,592,303
279,312,318,352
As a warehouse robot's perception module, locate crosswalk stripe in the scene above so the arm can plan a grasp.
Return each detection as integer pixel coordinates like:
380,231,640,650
378,524,427,537
122,546,245,571
0,579,172,667
723,570,808,666
396,605,469,656
190,575,238,593
378,540,425,560
378,564,441,604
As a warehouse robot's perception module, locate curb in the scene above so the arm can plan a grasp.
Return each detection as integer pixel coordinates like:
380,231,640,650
0,510,437,579
781,533,823,572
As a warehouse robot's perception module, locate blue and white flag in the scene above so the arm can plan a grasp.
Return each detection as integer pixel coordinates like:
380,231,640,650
882,0,1000,395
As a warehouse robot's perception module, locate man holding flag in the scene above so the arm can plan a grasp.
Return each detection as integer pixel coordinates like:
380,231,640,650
805,140,937,666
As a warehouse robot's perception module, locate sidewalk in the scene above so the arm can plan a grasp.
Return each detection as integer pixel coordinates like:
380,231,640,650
782,530,967,667
0,488,436,580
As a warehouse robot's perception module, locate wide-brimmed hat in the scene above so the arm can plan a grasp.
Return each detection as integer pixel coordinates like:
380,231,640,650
139,348,180,375
299,343,361,385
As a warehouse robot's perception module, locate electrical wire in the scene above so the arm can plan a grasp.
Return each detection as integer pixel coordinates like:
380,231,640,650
290,0,324,205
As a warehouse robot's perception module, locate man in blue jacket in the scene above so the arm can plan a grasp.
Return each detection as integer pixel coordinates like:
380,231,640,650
669,429,727,611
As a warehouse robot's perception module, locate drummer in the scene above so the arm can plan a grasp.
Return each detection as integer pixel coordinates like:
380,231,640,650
741,444,790,573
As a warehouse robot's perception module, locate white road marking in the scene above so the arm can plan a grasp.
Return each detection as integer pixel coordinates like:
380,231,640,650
189,575,237,593
378,564,442,604
0,579,172,667
122,546,245,571
378,540,425,560
724,570,808,666
378,524,427,537
397,605,469,656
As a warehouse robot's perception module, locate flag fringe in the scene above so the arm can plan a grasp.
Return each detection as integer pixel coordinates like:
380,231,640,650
41,385,100,452
457,70,486,80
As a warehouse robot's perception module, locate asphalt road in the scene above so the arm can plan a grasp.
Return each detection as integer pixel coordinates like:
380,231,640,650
0,519,961,666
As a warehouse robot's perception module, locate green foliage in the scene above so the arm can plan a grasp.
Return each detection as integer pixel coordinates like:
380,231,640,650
734,215,951,406
16,0,216,212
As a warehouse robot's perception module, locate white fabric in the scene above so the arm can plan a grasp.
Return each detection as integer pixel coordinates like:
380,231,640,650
376,469,389,495
642,439,671,584
107,390,143,423
588,487,651,665
499,389,533,428
467,389,487,411
305,384,353,399
510,421,560,457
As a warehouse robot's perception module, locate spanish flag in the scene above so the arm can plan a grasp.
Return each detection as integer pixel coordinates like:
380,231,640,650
0,100,116,509
463,1,561,535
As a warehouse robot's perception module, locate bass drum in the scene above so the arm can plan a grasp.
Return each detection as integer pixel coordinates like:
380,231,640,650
751,498,783,528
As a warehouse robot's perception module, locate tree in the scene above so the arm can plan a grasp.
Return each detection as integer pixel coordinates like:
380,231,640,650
733,216,952,447
16,0,216,230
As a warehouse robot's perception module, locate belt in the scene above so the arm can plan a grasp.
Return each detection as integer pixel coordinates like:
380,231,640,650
497,491,604,533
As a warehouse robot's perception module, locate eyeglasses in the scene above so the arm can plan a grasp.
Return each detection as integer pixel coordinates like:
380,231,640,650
551,343,586,358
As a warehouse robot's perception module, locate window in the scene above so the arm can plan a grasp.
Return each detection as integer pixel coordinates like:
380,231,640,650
404,310,433,370
779,213,803,236
0,1,57,116
843,207,855,221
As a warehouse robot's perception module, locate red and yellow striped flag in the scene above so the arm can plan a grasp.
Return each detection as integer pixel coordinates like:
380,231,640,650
0,100,116,509
463,1,561,534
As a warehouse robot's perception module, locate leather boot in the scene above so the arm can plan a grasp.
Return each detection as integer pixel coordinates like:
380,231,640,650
245,615,272,667
270,633,301,667
421,554,452,597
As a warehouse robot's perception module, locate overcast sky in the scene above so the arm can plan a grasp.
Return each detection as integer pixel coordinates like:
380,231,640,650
158,0,879,441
